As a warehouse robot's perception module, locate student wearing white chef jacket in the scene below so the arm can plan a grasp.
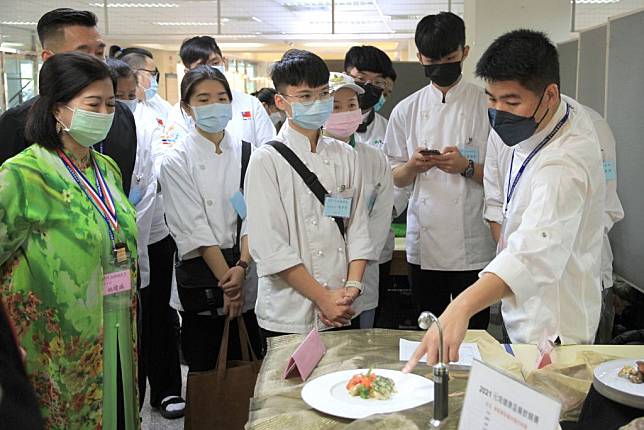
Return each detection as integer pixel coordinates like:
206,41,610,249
404,30,605,372
107,58,185,418
166,36,275,147
322,72,394,329
159,66,261,373
245,50,375,347
115,46,172,121
384,12,496,330
483,94,624,344
344,45,408,326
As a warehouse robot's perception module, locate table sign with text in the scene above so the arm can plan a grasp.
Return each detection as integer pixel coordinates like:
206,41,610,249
458,360,561,430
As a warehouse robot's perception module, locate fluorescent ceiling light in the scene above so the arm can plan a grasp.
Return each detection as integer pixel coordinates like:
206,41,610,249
251,16,262,22
89,2,179,7
1,42,24,47
217,42,265,49
155,22,216,26
573,0,620,3
0,21,37,25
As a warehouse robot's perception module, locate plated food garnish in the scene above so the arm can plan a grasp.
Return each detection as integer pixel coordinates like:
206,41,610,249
346,368,396,400
617,361,644,384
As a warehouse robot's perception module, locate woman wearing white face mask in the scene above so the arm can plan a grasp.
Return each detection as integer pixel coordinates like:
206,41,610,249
253,87,285,132
158,66,261,374
323,72,394,328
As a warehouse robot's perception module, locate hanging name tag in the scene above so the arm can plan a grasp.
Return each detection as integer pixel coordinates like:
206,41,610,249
461,147,480,164
230,190,247,220
603,159,616,182
323,188,353,219
458,360,562,430
103,270,131,296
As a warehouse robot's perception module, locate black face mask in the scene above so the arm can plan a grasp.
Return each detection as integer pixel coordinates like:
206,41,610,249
357,82,384,111
488,92,549,147
423,61,462,87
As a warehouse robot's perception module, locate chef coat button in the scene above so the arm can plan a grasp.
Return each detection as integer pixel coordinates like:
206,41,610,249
207,200,213,206
453,198,459,204
312,219,318,226
307,190,312,194
317,250,323,256
322,282,329,287
341,278,346,283
421,198,427,204
324,159,329,164
337,247,343,253
422,226,428,231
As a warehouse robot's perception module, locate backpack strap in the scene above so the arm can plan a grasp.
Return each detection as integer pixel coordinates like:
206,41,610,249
267,140,345,238
236,140,252,250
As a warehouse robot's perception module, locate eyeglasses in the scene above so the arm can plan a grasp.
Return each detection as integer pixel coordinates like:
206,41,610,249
351,74,387,89
137,68,159,80
281,90,332,106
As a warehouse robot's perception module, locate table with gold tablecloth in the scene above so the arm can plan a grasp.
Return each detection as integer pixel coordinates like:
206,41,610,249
246,329,522,430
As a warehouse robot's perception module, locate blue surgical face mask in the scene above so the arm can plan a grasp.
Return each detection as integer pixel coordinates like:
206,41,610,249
373,94,386,112
191,102,232,133
213,65,225,75
287,98,334,130
118,98,138,114
144,78,158,101
488,92,548,147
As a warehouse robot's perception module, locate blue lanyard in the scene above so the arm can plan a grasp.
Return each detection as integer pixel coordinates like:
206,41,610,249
505,103,571,213
58,150,117,245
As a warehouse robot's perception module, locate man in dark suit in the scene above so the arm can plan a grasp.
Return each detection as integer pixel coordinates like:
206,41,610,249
0,8,136,193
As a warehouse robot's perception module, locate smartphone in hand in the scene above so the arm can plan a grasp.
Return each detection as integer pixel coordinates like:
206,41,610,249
419,148,441,156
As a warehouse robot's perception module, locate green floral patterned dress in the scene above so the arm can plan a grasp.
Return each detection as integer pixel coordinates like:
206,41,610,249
0,144,139,429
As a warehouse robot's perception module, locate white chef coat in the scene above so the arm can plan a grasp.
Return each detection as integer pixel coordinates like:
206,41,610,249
384,78,496,271
159,129,257,314
482,99,605,344
147,93,172,121
245,121,375,333
483,95,624,289
130,103,162,288
349,140,394,313
166,90,275,148
355,111,407,265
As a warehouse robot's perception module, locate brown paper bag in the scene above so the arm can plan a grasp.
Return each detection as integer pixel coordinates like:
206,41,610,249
185,316,262,430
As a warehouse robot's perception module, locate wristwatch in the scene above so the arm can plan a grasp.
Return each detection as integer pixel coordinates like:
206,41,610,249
460,159,475,178
235,260,249,279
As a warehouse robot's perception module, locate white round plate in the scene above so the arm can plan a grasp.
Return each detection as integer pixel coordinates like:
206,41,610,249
301,368,434,419
593,358,644,409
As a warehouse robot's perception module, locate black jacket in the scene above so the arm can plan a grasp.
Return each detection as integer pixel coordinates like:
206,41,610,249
0,98,137,194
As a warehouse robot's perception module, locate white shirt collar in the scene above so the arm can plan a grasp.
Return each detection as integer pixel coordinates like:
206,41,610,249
516,99,566,154
190,128,232,152
279,120,329,154
426,75,466,103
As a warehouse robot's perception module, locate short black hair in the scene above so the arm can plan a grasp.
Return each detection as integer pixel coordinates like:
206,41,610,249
253,87,277,106
179,36,223,68
106,58,136,90
26,52,112,150
344,45,394,77
115,47,154,70
271,49,329,94
37,8,98,48
475,29,560,94
415,12,465,61
180,65,233,108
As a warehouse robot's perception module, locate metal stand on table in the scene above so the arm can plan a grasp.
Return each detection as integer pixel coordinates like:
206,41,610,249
418,311,449,429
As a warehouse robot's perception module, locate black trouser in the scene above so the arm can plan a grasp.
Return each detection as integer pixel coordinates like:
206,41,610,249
407,264,490,330
259,318,360,357
373,260,392,328
180,310,262,373
138,235,182,408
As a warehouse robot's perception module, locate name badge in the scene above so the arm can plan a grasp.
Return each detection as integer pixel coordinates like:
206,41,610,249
230,190,247,219
603,159,616,182
103,270,131,296
324,187,353,219
128,184,143,206
461,147,480,164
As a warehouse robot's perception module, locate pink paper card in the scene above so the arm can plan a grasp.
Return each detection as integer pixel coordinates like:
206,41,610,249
535,338,555,369
283,329,326,382
103,270,131,296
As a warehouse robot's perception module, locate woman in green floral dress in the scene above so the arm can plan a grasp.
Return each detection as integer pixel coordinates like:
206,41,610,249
0,52,139,429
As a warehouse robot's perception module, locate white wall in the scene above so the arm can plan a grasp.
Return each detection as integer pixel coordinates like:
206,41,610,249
462,0,573,82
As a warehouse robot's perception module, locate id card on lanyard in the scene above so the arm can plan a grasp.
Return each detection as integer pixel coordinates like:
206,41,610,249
57,149,132,296
498,104,570,254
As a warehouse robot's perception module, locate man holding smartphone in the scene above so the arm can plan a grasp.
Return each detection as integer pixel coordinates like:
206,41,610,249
384,12,496,329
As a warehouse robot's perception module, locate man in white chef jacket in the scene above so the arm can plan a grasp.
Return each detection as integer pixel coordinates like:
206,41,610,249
405,30,605,370
483,95,624,344
245,49,375,347
384,12,496,330
166,36,275,147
